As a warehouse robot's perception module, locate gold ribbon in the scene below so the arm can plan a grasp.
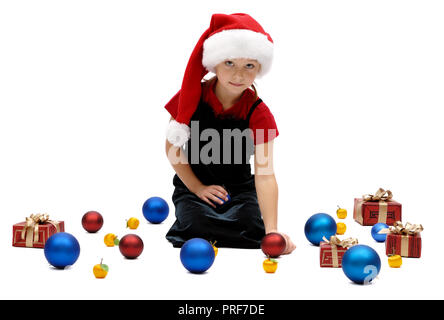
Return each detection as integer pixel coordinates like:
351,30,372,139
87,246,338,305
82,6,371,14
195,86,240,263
390,221,423,235
379,221,423,257
20,213,61,247
378,221,424,235
322,235,358,248
362,188,393,202
356,188,393,224
322,236,358,267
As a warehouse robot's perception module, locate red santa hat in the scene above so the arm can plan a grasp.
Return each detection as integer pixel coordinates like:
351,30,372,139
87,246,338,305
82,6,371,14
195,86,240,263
165,13,274,147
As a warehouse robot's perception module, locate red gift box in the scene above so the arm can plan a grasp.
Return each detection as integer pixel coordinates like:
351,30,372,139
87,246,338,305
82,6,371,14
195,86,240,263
320,236,358,268
384,222,423,258
12,214,64,248
353,188,402,226
320,242,347,268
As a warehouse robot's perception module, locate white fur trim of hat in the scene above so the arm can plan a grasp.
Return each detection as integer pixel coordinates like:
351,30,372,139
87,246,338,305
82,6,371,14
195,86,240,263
202,29,274,77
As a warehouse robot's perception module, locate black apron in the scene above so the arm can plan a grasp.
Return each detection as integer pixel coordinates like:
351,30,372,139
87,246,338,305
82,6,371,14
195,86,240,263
165,98,266,248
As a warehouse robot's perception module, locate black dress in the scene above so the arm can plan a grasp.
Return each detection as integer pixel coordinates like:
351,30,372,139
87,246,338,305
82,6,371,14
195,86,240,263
165,98,266,248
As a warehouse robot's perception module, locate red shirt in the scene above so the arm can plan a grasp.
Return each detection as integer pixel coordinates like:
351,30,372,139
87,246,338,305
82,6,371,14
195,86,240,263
165,80,279,145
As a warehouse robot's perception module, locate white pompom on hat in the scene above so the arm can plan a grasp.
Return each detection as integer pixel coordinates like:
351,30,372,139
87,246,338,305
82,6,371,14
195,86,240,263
165,13,274,147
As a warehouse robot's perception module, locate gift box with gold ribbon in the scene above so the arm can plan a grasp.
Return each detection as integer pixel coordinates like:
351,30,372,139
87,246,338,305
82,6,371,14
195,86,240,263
380,221,423,258
353,188,402,226
320,235,358,268
12,214,64,248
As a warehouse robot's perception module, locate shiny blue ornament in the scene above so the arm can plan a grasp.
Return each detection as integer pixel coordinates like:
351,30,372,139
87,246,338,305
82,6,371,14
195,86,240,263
342,245,381,284
44,232,80,269
180,238,215,274
304,213,337,246
371,223,389,242
142,196,169,224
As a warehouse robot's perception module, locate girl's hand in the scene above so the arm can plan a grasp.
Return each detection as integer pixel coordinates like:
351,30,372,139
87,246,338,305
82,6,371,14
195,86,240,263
281,233,296,255
194,184,229,208
267,230,296,255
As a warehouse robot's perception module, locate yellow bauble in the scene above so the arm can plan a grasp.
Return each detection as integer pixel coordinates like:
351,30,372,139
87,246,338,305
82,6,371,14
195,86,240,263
93,259,109,279
126,217,140,230
388,255,402,268
336,206,347,219
336,222,347,235
263,259,278,273
104,233,118,247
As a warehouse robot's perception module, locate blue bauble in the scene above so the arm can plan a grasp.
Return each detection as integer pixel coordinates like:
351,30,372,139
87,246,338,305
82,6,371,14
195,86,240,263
180,238,215,274
304,213,337,246
342,245,381,284
371,223,389,242
44,232,80,269
142,196,169,224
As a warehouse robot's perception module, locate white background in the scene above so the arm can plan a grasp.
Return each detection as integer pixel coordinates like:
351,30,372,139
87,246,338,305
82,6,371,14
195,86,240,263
1,0,443,300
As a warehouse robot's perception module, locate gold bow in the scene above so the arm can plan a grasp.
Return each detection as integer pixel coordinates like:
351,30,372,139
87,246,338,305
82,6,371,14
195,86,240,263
355,188,393,224
379,221,423,257
363,188,393,202
20,213,60,247
379,221,424,235
322,235,358,248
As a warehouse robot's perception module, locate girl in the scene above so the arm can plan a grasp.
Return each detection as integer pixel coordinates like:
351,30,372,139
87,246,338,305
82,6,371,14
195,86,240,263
163,13,295,254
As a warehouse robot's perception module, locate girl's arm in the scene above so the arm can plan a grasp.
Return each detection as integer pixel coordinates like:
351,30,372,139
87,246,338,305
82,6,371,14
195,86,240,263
254,140,296,254
254,140,278,233
165,118,202,194
165,116,229,207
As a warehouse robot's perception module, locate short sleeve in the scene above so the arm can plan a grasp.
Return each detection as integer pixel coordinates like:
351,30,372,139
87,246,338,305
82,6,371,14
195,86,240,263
164,90,180,119
249,102,279,145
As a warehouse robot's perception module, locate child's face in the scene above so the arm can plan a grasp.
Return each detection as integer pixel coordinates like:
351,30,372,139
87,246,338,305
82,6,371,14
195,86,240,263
214,58,261,96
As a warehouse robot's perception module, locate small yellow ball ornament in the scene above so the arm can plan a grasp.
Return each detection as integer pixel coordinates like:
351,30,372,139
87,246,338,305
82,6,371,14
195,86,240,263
336,206,347,219
388,255,402,268
263,257,278,273
93,258,109,279
126,217,140,229
336,222,347,235
104,233,119,247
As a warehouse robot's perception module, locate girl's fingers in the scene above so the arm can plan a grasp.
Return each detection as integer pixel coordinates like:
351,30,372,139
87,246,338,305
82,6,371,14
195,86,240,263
206,186,225,199
208,193,224,205
202,196,216,208
283,244,295,255
202,192,219,207
280,233,296,254
213,185,228,197
196,191,220,207
215,191,228,200
288,241,296,253
196,192,216,208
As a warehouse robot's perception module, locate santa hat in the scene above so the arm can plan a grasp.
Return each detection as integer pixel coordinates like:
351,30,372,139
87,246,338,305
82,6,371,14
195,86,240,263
165,13,274,147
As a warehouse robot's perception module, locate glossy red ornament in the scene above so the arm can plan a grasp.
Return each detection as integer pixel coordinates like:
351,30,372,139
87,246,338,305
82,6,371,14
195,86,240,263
119,234,144,259
81,211,104,233
261,232,286,258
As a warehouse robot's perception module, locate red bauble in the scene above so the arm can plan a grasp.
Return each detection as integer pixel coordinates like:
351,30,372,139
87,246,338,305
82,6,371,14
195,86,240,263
81,211,104,233
119,234,144,259
261,232,286,258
